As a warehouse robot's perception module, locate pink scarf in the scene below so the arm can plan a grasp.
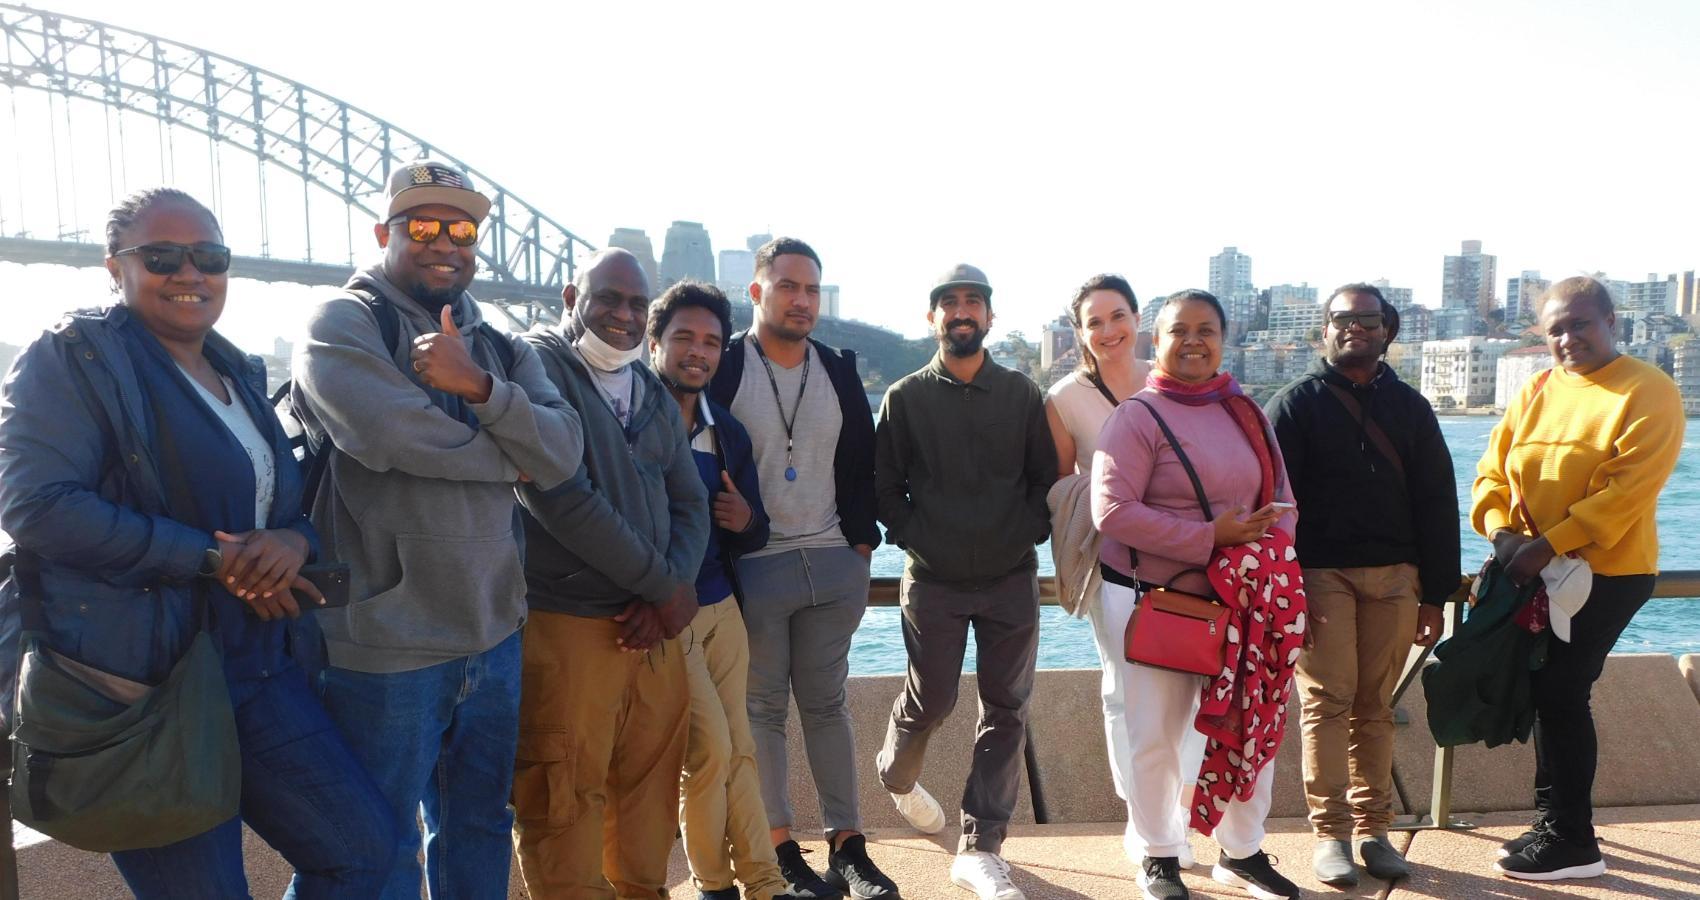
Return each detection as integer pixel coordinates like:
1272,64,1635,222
1147,371,1277,509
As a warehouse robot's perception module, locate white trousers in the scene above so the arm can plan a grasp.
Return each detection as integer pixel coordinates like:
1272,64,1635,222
1101,581,1274,860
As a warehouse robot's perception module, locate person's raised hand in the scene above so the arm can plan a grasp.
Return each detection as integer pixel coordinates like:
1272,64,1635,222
409,304,493,403
712,470,754,533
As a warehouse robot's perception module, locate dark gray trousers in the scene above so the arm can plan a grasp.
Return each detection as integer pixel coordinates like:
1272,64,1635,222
877,569,1039,854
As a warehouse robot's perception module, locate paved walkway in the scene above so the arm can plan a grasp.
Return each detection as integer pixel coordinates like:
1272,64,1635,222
15,806,1698,898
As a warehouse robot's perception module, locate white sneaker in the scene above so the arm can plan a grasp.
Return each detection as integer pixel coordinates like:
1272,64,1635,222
951,850,1026,900
889,781,946,834
1178,837,1195,870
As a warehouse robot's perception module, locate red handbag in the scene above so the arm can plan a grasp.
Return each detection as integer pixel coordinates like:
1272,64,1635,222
1124,579,1230,676
1119,398,1232,676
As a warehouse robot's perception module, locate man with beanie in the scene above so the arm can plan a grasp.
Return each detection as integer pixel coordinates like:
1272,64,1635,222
510,248,708,898
1264,283,1459,887
874,264,1057,900
292,159,584,898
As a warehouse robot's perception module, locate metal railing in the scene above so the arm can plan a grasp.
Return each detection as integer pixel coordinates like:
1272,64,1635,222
863,570,1700,828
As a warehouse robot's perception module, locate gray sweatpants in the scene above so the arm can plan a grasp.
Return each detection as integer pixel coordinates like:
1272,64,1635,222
736,545,870,835
878,569,1039,854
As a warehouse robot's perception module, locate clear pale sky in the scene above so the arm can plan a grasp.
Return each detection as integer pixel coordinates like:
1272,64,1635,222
4,0,1698,351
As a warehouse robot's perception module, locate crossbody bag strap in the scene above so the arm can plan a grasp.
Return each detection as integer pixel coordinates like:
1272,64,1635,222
1131,398,1213,519
1087,372,1120,408
1323,381,1406,480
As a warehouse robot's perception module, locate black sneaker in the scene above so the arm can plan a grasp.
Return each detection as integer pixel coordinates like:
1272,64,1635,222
822,833,900,899
698,889,739,900
1137,856,1190,900
1211,850,1301,900
1496,818,1553,858
774,840,845,899
1494,833,1606,881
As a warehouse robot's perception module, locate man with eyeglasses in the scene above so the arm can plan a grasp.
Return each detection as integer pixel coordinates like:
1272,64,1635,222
1263,283,1459,888
291,159,584,899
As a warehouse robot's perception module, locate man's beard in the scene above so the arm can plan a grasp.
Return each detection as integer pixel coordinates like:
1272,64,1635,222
659,370,706,394
412,281,463,308
942,320,988,358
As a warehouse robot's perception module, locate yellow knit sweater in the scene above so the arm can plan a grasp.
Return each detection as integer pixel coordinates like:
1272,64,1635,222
1472,355,1685,575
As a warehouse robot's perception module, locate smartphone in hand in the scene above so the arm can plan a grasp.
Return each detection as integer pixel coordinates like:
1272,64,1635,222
1251,501,1296,519
292,563,351,609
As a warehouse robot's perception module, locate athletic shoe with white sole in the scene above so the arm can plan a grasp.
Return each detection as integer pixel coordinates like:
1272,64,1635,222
887,782,946,835
1137,856,1189,900
949,851,1025,899
1211,850,1301,900
1494,833,1607,881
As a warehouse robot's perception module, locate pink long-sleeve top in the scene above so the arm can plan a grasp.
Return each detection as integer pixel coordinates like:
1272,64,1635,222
1091,389,1297,597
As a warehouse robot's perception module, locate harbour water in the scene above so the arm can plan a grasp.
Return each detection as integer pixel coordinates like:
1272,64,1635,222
850,412,1700,675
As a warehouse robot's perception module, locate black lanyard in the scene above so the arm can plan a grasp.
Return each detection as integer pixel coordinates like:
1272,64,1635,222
750,337,808,482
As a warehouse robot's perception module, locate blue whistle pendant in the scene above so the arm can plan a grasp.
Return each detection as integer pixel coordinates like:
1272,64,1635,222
785,466,798,482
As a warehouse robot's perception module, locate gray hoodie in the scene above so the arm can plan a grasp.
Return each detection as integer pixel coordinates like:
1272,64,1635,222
291,266,583,672
517,326,707,619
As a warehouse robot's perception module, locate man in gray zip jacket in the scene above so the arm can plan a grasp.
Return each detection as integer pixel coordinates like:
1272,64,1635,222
291,160,583,900
511,248,710,898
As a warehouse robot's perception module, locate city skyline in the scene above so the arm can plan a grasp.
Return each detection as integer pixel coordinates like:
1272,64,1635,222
1,1,1694,347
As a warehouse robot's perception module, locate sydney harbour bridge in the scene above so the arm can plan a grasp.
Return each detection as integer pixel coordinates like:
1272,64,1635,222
0,3,594,326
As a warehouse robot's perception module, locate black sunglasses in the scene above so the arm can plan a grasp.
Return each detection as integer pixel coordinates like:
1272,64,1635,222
1329,312,1385,330
112,242,233,276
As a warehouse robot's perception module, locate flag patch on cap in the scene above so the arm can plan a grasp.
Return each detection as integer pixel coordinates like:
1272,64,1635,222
410,165,465,188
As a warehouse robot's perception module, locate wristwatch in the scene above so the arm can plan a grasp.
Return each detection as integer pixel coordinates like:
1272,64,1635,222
199,546,223,578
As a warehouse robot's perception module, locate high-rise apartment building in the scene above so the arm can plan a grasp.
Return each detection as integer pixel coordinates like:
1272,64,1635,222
660,221,715,289
1370,279,1414,310
1677,271,1698,321
1441,240,1498,320
746,232,774,253
1041,314,1076,371
821,284,841,320
1208,246,1259,342
1622,273,1677,316
607,227,660,292
1505,271,1550,323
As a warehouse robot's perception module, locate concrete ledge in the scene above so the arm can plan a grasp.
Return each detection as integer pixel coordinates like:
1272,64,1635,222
1681,654,1700,706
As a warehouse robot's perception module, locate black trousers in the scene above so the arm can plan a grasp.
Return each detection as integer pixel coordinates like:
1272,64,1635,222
1531,572,1655,844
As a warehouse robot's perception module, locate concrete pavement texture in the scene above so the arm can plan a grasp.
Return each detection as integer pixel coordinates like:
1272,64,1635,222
17,807,1700,898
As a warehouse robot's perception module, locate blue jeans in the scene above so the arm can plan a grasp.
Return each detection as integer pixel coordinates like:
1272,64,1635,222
110,664,397,899
317,631,523,900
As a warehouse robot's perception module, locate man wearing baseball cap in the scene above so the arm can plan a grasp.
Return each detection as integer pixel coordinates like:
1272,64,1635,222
873,264,1056,899
292,158,583,898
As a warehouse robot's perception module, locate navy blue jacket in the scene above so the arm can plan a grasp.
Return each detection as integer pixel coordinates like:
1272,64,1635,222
708,332,881,549
691,396,769,604
0,306,319,692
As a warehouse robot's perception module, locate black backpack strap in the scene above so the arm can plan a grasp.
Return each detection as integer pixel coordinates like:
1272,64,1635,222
345,287,402,358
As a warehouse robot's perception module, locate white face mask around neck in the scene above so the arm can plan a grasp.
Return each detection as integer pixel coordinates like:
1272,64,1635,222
574,319,645,372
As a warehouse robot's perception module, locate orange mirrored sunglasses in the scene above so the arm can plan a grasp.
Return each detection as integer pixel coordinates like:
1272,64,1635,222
388,215,479,247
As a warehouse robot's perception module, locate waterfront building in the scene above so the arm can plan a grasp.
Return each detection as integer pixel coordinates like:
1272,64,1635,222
1494,345,1554,410
1209,246,1259,344
717,248,756,306
745,232,773,253
1505,270,1550,323
1421,336,1516,409
1370,279,1414,309
1623,273,1678,316
1673,339,1700,414
1041,314,1076,371
1384,341,1422,385
1240,341,1309,386
1432,306,1480,340
1441,240,1498,319
1398,303,1435,344
1677,270,1699,323
1250,283,1322,343
659,220,715,289
607,227,661,293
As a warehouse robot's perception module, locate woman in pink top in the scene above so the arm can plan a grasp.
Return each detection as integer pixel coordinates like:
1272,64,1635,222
1091,290,1301,900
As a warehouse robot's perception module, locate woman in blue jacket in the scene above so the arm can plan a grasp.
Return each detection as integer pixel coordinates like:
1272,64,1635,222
0,188,395,898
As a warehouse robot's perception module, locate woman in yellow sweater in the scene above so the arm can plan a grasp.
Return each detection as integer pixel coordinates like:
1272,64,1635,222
1472,275,1684,883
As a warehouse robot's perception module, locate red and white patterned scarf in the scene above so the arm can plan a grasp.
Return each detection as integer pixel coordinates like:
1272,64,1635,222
1188,528,1308,834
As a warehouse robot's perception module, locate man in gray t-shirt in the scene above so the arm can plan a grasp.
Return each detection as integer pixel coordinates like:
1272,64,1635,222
707,238,898,900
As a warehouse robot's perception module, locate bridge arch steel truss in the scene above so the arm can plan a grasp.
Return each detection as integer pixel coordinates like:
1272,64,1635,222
0,3,591,319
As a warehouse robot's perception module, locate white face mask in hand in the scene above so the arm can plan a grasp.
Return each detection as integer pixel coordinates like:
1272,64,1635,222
574,321,644,372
